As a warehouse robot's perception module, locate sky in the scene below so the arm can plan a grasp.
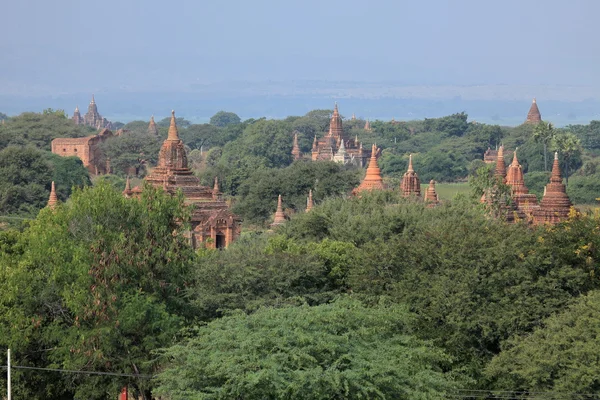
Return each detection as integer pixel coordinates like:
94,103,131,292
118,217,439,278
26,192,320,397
1,0,599,95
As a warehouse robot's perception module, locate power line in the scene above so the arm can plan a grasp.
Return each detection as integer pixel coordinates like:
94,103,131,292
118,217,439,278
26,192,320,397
0,365,153,379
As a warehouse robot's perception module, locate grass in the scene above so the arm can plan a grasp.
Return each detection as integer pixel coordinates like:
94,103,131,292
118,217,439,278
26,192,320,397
421,182,471,201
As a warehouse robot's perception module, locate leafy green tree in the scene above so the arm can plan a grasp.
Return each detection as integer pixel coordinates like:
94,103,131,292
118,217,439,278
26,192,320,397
100,130,162,177
0,111,94,151
486,290,600,394
533,121,555,171
157,116,191,128
209,111,241,127
155,297,461,400
44,153,92,200
0,183,196,399
0,112,8,120
552,131,582,184
0,146,52,215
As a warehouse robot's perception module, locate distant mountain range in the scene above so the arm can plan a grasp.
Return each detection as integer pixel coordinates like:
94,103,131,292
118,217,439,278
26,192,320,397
1,81,599,126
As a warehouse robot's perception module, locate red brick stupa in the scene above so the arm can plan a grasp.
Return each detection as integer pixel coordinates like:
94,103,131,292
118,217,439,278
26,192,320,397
533,152,573,224
525,98,542,124
494,145,507,181
47,181,58,209
505,149,539,218
271,195,287,227
306,190,314,212
400,154,421,197
352,144,385,195
292,132,302,160
424,180,439,207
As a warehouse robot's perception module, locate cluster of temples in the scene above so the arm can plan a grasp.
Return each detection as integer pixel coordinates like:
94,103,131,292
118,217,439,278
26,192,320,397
72,95,112,130
483,146,573,224
123,111,241,249
292,103,372,166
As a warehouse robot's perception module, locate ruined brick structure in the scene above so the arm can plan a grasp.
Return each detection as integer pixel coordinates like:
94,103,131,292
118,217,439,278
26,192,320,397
148,115,159,136
424,180,439,207
51,128,113,174
483,147,498,164
125,111,241,249
525,98,542,124
301,103,370,166
291,131,302,160
271,194,287,227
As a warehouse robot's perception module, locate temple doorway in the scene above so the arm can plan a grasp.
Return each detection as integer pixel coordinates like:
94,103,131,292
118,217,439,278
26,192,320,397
216,234,226,249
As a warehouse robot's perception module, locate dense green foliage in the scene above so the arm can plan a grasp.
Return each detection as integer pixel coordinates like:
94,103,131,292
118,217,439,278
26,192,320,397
209,110,241,127
156,298,461,400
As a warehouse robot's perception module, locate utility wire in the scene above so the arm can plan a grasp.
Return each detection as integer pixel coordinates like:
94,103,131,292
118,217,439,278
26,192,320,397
0,365,153,379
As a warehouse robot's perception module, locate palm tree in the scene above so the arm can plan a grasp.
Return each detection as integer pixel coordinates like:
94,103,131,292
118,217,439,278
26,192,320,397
533,121,555,172
552,132,582,185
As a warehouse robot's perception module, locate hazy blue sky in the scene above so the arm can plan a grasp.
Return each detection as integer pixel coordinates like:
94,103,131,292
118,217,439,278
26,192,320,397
1,0,599,94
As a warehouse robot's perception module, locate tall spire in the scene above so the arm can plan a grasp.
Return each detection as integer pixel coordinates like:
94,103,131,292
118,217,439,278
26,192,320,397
292,132,302,160
424,180,439,207
364,119,372,132
148,115,159,136
494,145,507,180
167,110,180,141
506,149,527,194
329,102,343,138
306,189,314,212
90,94,95,105
123,176,132,197
212,177,221,200
351,112,356,121
400,154,421,197
47,181,58,209
312,135,318,152
533,151,572,224
525,98,542,124
353,144,385,194
271,195,287,226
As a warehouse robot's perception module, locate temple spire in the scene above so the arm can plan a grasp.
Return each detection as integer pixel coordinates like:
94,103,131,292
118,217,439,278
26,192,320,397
533,150,572,224
494,145,507,180
525,97,542,124
148,115,159,136
364,119,371,132
271,194,287,226
306,189,314,212
329,102,343,138
123,176,132,197
292,132,302,160
47,181,58,209
212,177,221,200
424,180,439,207
167,110,180,141
400,154,421,197
90,94,95,105
353,144,385,194
312,135,318,152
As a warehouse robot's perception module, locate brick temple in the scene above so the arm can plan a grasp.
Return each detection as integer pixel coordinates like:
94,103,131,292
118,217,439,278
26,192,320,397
124,111,241,249
525,98,542,124
51,128,113,175
293,103,371,166
72,95,112,129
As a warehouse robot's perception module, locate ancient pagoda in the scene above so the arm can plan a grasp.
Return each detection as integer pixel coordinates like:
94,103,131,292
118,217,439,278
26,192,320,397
306,190,314,212
131,110,240,248
72,106,82,125
505,149,539,218
148,115,159,136
483,147,498,164
400,154,421,197
424,180,439,207
364,120,372,132
47,181,58,209
533,152,573,224
292,131,302,160
271,195,287,227
353,144,385,195
307,103,370,166
525,98,542,124
494,145,507,181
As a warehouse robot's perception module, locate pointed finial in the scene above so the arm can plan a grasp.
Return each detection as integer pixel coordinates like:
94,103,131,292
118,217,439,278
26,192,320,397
91,94,95,104
306,189,314,212
75,105,79,112
554,151,558,160
407,154,414,172
150,115,155,123
167,110,179,140
533,97,537,103
47,181,58,209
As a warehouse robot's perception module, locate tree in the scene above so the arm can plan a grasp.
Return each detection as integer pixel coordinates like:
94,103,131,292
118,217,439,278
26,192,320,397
552,131,582,185
209,111,241,127
0,183,196,399
155,297,461,400
100,130,162,177
0,146,52,215
533,121,555,171
486,290,600,394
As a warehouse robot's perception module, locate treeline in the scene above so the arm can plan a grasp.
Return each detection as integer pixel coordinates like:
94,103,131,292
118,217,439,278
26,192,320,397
2,107,600,223
1,184,600,398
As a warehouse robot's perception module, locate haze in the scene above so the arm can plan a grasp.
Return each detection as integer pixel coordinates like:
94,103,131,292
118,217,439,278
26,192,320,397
2,0,598,93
